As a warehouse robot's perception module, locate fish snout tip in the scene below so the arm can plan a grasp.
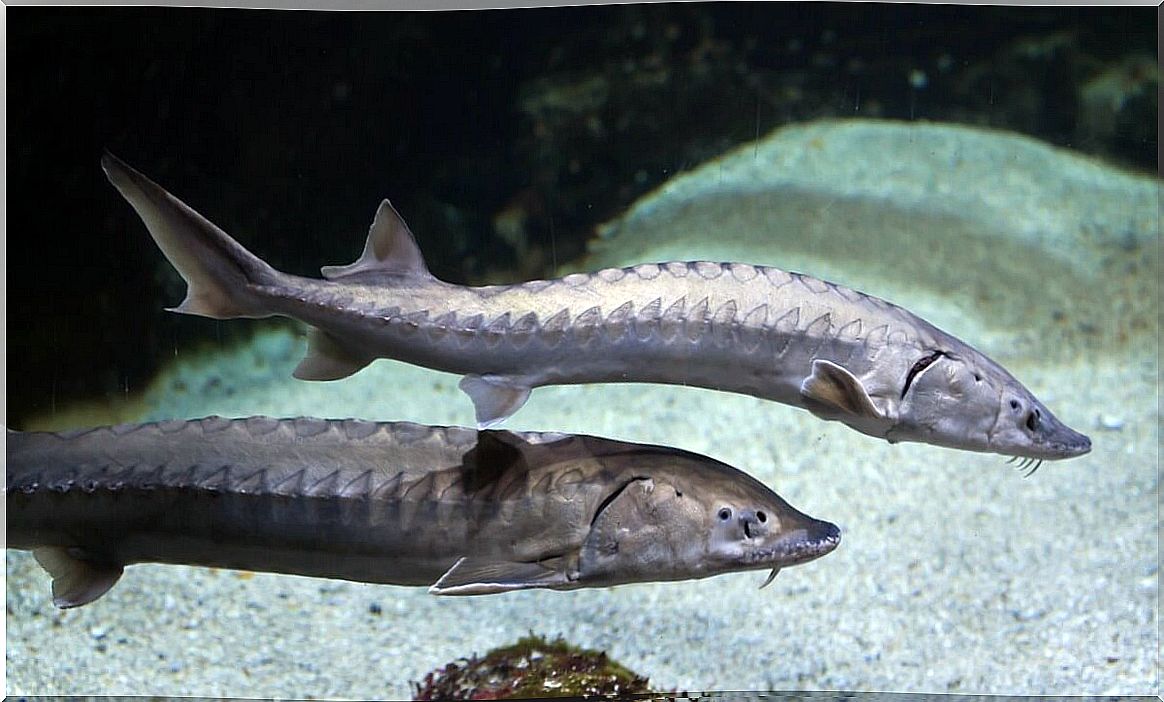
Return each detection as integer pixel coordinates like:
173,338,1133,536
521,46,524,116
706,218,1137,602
1051,422,1092,459
1071,431,1092,457
751,513,840,572
813,519,842,553
789,517,841,564
1040,396,1092,456
1011,416,1092,462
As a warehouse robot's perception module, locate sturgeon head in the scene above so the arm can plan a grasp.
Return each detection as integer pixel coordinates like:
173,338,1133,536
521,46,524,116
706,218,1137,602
573,447,840,589
881,343,1092,465
429,435,838,595
799,312,1091,465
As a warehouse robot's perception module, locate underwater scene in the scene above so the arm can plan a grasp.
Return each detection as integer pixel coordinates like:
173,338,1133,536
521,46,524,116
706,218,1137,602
5,4,1159,698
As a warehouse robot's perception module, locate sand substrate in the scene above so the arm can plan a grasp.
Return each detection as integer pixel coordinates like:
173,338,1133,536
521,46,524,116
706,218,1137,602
6,120,1159,696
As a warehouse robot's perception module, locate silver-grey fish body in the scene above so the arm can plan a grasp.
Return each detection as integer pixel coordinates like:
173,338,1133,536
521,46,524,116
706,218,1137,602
282,263,944,407
101,153,1091,461
6,417,838,607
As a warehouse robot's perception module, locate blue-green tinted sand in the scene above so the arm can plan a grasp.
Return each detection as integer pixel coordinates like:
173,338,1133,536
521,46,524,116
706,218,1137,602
6,120,1158,695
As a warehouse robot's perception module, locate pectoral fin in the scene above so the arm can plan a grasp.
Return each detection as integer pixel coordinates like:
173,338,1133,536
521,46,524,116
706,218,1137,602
33,547,124,609
429,556,570,595
800,359,892,436
459,375,532,428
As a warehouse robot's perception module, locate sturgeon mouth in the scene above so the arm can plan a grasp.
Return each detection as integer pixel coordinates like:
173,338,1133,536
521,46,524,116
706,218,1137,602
1006,422,1092,461
751,518,841,568
1041,427,1092,459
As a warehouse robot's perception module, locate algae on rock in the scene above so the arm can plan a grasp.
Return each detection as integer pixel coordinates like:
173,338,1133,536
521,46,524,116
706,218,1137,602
413,634,653,700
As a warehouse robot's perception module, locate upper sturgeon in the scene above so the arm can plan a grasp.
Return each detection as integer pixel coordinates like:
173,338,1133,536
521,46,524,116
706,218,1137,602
101,153,1090,462
6,417,839,608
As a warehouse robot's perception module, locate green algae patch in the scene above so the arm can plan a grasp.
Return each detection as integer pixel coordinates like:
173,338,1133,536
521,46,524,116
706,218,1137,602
413,634,652,699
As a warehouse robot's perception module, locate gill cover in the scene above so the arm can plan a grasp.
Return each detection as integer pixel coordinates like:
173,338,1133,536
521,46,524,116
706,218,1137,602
577,477,683,585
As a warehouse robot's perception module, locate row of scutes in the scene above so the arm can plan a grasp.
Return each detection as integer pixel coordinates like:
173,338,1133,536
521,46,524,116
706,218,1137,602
43,416,445,442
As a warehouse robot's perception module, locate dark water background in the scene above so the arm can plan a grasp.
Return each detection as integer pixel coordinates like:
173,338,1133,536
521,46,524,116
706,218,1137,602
5,4,1157,427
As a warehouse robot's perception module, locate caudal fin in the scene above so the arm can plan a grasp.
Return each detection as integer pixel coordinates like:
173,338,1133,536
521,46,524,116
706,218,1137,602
101,152,279,319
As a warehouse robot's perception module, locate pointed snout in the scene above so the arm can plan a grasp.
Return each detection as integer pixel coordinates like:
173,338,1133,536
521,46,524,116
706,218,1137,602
793,517,842,564
767,512,841,567
1032,410,1092,460
1056,425,1092,458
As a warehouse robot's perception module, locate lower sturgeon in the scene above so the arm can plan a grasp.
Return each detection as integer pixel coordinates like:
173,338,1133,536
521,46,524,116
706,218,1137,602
101,154,1090,463
6,417,839,608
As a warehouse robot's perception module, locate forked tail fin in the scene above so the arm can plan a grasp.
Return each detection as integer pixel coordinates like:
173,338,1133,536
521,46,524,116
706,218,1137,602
101,152,280,319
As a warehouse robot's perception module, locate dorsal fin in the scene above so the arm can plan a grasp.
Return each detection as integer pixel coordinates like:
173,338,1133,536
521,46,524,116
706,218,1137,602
320,199,431,280
461,430,528,493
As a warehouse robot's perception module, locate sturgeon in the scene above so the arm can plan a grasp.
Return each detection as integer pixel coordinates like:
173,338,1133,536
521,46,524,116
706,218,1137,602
102,154,1090,463
6,417,839,608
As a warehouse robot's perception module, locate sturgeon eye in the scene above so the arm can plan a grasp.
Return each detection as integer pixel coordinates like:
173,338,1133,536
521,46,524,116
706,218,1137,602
717,507,732,522
756,510,767,523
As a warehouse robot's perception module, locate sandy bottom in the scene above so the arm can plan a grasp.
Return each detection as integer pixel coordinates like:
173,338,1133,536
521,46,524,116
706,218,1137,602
6,120,1159,696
